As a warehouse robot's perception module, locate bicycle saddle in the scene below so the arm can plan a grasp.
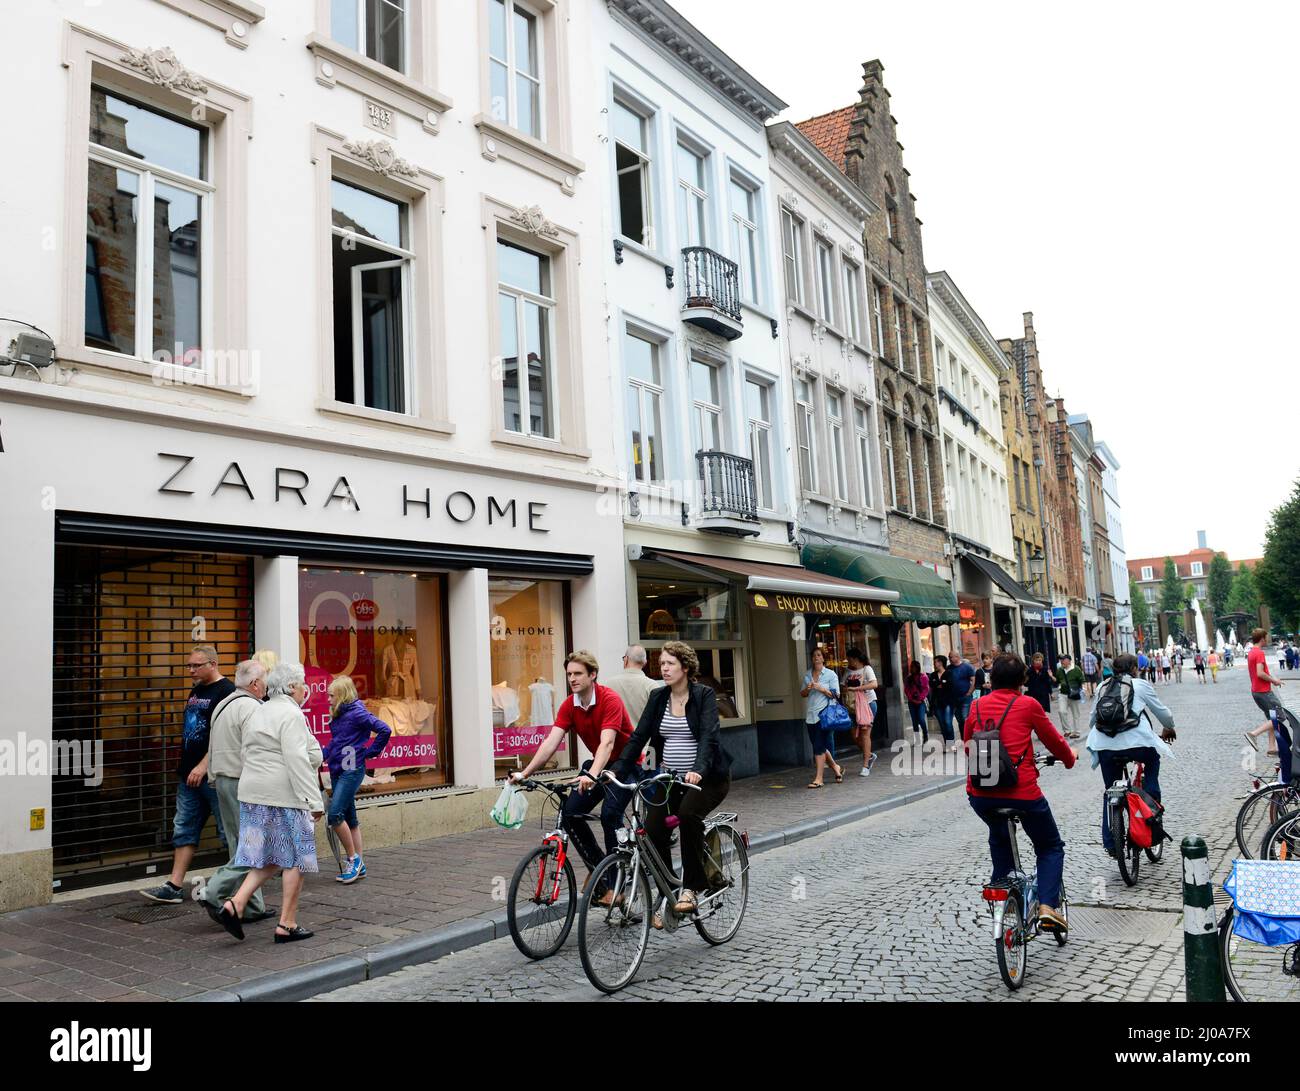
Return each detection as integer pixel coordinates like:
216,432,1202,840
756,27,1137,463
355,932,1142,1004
990,808,1020,819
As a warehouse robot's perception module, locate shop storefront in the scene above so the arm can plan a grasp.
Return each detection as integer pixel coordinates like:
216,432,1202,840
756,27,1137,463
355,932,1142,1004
3,398,625,902
1021,606,1059,664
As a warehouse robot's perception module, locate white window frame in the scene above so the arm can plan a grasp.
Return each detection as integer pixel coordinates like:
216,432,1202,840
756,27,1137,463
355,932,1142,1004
913,318,924,377
333,0,409,74
883,415,898,508
625,326,666,484
933,337,945,387
872,282,886,357
1141,565,1153,581
1190,561,1203,577
854,401,875,510
729,173,762,306
815,237,837,327
498,241,558,439
488,0,545,140
795,377,819,494
781,207,804,306
892,297,905,367
346,256,415,414
904,424,917,514
826,389,849,503
612,92,653,249
86,92,214,367
842,257,862,342
675,138,710,249
921,430,934,521
745,375,776,511
690,355,724,454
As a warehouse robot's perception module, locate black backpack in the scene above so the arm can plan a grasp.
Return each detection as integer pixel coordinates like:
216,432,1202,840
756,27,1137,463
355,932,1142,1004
967,695,1030,791
1094,676,1140,736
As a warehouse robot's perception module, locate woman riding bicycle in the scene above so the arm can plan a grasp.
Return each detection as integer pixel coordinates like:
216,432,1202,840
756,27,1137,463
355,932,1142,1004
1085,652,1176,856
965,654,1077,932
613,640,731,922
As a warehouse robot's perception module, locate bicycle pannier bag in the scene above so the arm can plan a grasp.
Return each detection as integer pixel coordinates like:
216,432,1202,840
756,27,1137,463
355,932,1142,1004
967,695,1029,791
1093,676,1139,737
1124,783,1167,849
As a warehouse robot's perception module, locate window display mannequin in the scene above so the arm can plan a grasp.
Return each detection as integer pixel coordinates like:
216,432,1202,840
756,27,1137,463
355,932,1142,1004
491,681,521,727
528,677,556,726
381,630,420,700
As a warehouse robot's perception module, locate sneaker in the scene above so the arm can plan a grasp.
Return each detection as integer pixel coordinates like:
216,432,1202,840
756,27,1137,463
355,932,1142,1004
859,766,871,777
867,752,879,772
336,856,363,884
356,856,366,879
140,881,184,905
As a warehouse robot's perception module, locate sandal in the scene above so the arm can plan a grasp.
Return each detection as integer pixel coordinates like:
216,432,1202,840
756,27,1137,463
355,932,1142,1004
834,766,844,783
674,890,697,913
273,924,315,943
1243,732,1259,752
806,781,824,789
217,899,245,942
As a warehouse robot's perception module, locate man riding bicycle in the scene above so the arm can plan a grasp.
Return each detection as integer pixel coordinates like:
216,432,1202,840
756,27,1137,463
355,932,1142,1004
1085,653,1176,855
511,651,636,906
965,654,1077,932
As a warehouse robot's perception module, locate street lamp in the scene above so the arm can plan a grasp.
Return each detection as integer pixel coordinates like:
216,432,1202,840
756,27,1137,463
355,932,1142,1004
1029,549,1046,598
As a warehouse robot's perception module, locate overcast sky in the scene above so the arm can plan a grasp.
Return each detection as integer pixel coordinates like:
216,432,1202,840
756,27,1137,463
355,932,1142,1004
670,0,1299,561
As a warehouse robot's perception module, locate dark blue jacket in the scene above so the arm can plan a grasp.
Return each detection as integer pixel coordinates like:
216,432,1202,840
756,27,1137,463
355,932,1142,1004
322,700,392,778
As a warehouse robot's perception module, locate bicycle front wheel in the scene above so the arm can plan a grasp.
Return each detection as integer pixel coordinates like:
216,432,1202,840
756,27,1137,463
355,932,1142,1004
578,853,652,994
1220,905,1300,1002
507,844,576,960
1259,811,1300,861
694,826,749,946
996,891,1027,990
1237,783,1300,860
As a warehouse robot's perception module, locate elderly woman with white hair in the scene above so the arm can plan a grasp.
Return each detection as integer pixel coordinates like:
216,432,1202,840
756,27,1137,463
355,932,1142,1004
215,661,324,943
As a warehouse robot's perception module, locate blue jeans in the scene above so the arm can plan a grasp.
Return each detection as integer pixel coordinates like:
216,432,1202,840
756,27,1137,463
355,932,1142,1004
954,696,973,735
968,794,1065,909
934,704,954,743
561,760,637,890
807,721,837,756
1098,747,1161,853
172,778,226,849
908,701,928,733
327,767,366,829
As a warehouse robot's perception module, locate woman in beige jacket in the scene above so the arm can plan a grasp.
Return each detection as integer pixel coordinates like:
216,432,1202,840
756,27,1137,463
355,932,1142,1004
215,661,324,943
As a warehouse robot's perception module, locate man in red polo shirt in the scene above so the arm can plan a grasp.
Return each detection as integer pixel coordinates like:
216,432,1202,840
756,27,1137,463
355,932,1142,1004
512,650,636,904
1245,627,1293,781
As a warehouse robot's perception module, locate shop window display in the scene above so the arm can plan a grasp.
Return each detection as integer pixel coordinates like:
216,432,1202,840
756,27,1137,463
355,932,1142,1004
298,567,449,793
958,598,990,659
645,646,743,722
637,576,738,643
489,577,571,771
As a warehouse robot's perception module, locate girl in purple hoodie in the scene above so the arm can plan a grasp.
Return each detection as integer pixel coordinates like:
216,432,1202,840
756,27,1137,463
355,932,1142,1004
322,676,392,883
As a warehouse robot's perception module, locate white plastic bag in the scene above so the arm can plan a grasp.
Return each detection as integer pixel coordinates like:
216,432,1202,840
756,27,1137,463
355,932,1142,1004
490,783,529,829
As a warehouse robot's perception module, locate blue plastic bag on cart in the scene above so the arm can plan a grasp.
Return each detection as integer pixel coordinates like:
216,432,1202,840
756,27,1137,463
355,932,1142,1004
1223,859,1300,946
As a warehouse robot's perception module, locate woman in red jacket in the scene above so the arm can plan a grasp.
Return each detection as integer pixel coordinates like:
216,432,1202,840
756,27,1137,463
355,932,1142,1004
964,654,1077,931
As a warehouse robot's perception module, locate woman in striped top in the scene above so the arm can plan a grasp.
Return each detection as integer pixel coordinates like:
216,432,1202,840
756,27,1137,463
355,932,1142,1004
615,641,731,922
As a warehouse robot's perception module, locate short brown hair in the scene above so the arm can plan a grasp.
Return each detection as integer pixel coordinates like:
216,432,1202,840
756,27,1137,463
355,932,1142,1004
191,643,218,663
990,654,1028,690
659,640,700,680
564,650,600,677
1031,652,1044,663
1251,628,1267,644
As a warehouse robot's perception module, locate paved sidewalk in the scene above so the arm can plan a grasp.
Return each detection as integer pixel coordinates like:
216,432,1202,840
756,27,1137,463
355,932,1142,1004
0,751,962,1002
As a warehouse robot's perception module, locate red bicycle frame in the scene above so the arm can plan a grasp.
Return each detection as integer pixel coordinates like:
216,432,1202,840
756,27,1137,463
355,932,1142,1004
534,833,569,905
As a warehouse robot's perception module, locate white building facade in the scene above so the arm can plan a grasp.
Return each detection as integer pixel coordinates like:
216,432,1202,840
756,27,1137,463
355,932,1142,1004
1095,441,1133,653
1068,420,1102,658
0,0,628,908
926,272,1031,660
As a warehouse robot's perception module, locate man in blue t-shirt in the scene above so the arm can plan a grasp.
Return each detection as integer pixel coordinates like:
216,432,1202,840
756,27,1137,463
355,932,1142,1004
948,651,977,736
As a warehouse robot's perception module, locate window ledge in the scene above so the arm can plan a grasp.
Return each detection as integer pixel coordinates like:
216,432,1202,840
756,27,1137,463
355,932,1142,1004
156,0,265,48
475,115,584,196
56,345,257,397
316,398,455,436
613,234,670,266
306,34,452,133
491,429,591,460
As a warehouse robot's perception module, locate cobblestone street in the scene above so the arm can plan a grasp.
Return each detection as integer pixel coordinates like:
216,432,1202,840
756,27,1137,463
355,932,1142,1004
318,663,1286,1002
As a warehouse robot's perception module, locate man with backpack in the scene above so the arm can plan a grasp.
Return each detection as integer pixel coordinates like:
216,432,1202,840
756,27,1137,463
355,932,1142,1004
965,654,1078,932
1086,653,1176,856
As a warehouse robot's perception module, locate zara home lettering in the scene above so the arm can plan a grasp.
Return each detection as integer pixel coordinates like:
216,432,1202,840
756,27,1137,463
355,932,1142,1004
156,452,549,531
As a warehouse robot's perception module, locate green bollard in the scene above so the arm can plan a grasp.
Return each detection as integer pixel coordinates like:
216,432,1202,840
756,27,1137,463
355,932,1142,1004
1181,835,1226,1002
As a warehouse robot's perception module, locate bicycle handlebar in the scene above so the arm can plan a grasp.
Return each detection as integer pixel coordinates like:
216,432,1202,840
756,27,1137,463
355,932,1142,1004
599,768,702,792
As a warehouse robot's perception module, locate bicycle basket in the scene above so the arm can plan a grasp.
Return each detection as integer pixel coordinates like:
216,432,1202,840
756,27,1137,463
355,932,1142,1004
1224,859,1300,946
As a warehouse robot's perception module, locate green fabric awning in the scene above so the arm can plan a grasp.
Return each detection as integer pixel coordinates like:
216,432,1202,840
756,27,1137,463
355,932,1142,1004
800,539,959,625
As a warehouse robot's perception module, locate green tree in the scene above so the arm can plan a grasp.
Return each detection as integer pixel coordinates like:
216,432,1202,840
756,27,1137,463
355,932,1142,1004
1130,575,1151,630
1208,552,1234,623
1256,478,1300,631
1158,557,1186,638
1226,562,1261,619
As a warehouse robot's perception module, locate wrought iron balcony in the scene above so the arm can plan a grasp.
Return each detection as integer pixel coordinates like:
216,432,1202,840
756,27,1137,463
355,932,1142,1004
681,246,743,340
695,450,760,536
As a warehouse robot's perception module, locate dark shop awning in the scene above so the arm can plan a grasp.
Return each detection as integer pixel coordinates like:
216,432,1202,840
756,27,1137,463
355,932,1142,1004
800,538,959,625
960,551,1043,608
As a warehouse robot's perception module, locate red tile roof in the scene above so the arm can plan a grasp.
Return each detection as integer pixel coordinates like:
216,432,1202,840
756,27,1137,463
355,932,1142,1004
794,105,854,173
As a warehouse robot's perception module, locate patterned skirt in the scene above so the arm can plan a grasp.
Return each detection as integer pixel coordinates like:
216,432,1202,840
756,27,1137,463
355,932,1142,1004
233,802,319,872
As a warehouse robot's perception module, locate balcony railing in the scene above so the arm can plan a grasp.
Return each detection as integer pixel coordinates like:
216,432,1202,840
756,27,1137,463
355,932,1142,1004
695,450,759,533
681,246,743,340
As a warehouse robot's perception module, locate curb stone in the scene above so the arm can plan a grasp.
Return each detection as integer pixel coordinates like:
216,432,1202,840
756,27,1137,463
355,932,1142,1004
202,775,968,1002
